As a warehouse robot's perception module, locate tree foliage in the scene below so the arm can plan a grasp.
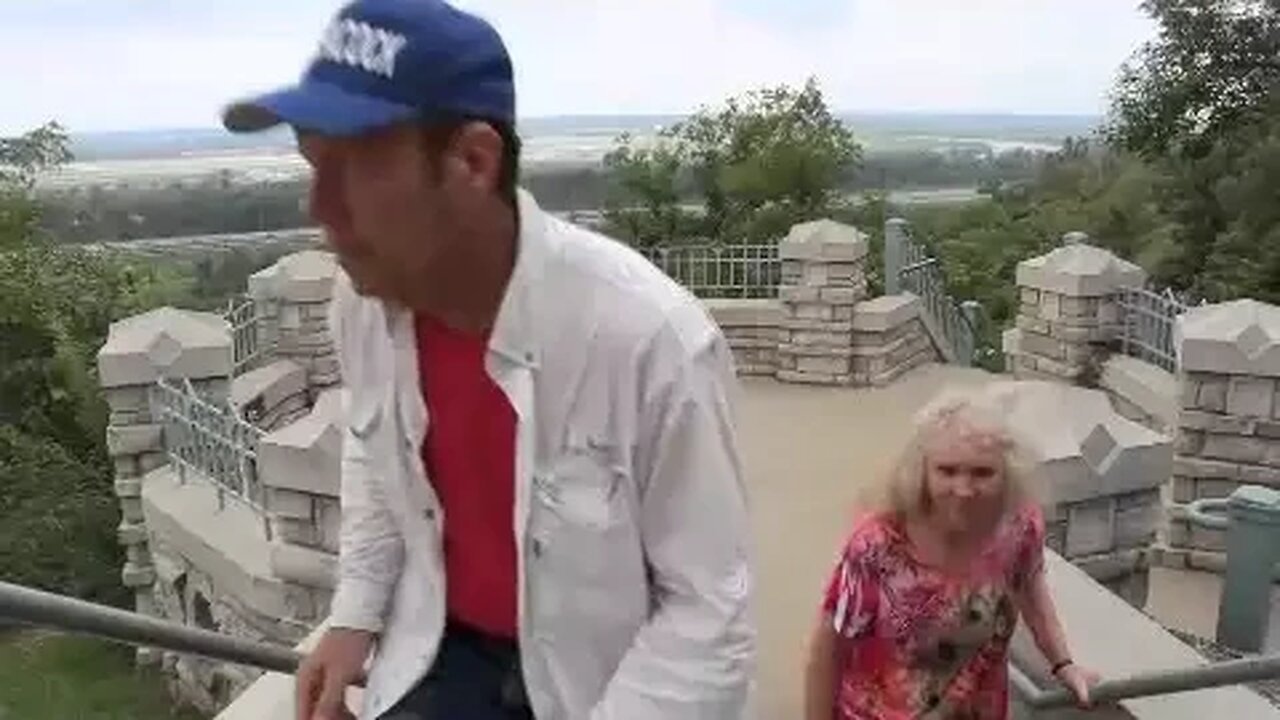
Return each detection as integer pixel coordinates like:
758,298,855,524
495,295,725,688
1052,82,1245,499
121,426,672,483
0,124,191,605
604,78,862,246
1108,0,1280,159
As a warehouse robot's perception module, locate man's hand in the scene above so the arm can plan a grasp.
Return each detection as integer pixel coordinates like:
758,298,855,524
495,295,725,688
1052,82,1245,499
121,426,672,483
296,628,375,720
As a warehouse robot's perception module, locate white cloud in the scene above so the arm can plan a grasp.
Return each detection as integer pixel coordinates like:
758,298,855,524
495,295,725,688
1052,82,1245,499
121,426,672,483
0,0,1155,134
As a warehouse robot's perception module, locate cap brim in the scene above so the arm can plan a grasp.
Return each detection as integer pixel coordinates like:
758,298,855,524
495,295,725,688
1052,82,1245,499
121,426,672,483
222,80,419,137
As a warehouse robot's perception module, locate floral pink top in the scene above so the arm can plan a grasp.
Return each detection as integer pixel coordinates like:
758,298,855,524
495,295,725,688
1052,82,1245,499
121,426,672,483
821,505,1046,720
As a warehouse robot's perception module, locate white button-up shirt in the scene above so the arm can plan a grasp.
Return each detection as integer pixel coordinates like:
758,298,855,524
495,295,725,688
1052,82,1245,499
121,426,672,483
326,190,756,719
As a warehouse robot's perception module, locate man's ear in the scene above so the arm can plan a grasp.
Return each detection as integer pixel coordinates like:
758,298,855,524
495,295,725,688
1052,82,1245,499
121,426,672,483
449,121,504,195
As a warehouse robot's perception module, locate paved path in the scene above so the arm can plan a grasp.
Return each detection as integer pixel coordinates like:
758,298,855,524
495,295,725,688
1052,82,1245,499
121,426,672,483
737,364,994,717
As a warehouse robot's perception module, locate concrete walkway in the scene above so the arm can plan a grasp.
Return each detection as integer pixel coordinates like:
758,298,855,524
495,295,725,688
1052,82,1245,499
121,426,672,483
738,364,994,717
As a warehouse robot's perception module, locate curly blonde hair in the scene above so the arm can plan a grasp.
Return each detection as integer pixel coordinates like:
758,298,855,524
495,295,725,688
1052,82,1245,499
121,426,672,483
857,384,1042,520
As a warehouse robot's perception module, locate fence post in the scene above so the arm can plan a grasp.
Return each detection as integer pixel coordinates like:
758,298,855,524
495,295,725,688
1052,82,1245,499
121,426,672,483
96,307,233,665
247,251,341,402
1220,486,1280,651
1166,299,1280,571
776,219,869,386
884,218,909,296
1005,241,1145,384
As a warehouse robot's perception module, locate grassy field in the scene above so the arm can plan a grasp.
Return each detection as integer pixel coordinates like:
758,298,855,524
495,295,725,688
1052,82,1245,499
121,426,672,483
0,631,205,720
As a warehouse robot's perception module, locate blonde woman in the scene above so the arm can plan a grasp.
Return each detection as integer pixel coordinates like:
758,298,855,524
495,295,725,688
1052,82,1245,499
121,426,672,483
804,386,1097,719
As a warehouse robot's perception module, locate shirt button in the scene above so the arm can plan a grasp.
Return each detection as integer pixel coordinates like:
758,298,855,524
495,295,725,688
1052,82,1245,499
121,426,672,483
531,539,544,558
424,508,435,521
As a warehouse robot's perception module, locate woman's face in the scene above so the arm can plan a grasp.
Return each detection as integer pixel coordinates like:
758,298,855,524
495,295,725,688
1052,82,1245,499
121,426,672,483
922,428,1007,537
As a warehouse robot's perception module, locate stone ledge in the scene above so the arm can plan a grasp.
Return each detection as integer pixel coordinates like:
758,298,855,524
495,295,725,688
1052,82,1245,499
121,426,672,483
141,466,317,623
851,293,921,332
230,360,307,415
703,298,783,327
1010,550,1280,719
1100,355,1178,431
269,543,336,590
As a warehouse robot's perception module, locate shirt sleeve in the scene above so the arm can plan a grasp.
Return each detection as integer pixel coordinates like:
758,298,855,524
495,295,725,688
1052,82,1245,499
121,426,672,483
821,530,878,639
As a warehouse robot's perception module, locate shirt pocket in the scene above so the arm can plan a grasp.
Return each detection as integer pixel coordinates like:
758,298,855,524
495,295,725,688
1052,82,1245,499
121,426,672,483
531,435,634,580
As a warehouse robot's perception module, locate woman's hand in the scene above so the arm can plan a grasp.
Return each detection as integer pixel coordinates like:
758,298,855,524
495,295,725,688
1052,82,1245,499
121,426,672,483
1054,662,1100,708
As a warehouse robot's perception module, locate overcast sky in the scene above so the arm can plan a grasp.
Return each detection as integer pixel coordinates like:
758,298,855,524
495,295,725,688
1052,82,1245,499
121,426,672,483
0,0,1156,135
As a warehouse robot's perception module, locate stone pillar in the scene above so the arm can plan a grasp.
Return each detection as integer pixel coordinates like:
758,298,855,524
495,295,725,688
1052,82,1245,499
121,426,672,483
992,380,1172,608
96,307,233,660
775,219,869,385
247,251,340,400
1164,299,1280,568
1005,243,1145,384
257,390,342,602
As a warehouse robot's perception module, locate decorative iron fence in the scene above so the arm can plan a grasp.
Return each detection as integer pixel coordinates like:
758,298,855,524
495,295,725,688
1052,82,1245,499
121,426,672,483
225,295,267,376
1116,285,1195,373
640,244,780,299
884,219,981,366
152,376,266,515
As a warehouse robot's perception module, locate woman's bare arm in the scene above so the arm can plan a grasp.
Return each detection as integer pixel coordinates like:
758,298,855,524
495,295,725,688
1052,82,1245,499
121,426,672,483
804,611,838,720
1015,569,1072,669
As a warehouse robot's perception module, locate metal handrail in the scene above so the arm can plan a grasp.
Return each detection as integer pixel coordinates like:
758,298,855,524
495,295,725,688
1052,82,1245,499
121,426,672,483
0,580,302,674
6,578,1280,710
1012,653,1280,709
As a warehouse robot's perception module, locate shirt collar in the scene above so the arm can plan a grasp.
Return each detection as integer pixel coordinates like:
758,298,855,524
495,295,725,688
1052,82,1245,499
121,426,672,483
486,188,547,368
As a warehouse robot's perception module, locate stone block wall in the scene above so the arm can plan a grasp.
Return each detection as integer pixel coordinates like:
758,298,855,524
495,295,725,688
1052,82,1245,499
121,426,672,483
703,299,782,376
992,380,1172,608
775,220,869,385
1005,243,1145,383
96,307,236,663
229,359,309,431
1160,299,1280,570
851,294,941,386
257,389,342,597
248,251,341,400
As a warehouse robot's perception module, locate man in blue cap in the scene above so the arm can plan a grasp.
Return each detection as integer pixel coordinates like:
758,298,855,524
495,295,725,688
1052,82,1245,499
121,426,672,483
222,1,755,718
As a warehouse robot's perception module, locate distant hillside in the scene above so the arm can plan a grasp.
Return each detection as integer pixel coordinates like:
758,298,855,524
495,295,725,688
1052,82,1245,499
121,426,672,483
70,112,1100,161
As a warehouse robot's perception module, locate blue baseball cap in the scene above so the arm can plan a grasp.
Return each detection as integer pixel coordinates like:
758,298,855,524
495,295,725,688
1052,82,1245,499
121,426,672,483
223,0,515,136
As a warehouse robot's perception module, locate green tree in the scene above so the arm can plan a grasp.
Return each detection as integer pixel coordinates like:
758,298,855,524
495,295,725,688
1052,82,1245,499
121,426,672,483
1104,0,1280,299
1108,0,1280,159
605,78,862,246
0,124,188,604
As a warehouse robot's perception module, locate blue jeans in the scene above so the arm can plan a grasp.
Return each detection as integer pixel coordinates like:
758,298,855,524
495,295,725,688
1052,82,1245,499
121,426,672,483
378,622,533,720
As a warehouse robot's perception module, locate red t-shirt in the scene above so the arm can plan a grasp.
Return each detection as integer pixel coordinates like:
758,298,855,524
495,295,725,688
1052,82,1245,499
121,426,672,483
415,314,518,639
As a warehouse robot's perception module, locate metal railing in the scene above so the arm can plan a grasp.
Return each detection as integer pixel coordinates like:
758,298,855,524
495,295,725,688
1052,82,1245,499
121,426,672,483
1010,654,1280,710
0,580,302,674
5,577,1280,712
152,376,266,515
640,243,780,299
224,294,267,376
1115,285,1193,373
884,218,981,366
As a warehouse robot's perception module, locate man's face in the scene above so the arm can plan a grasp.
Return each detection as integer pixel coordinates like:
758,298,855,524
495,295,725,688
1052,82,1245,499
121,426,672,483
296,124,453,303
